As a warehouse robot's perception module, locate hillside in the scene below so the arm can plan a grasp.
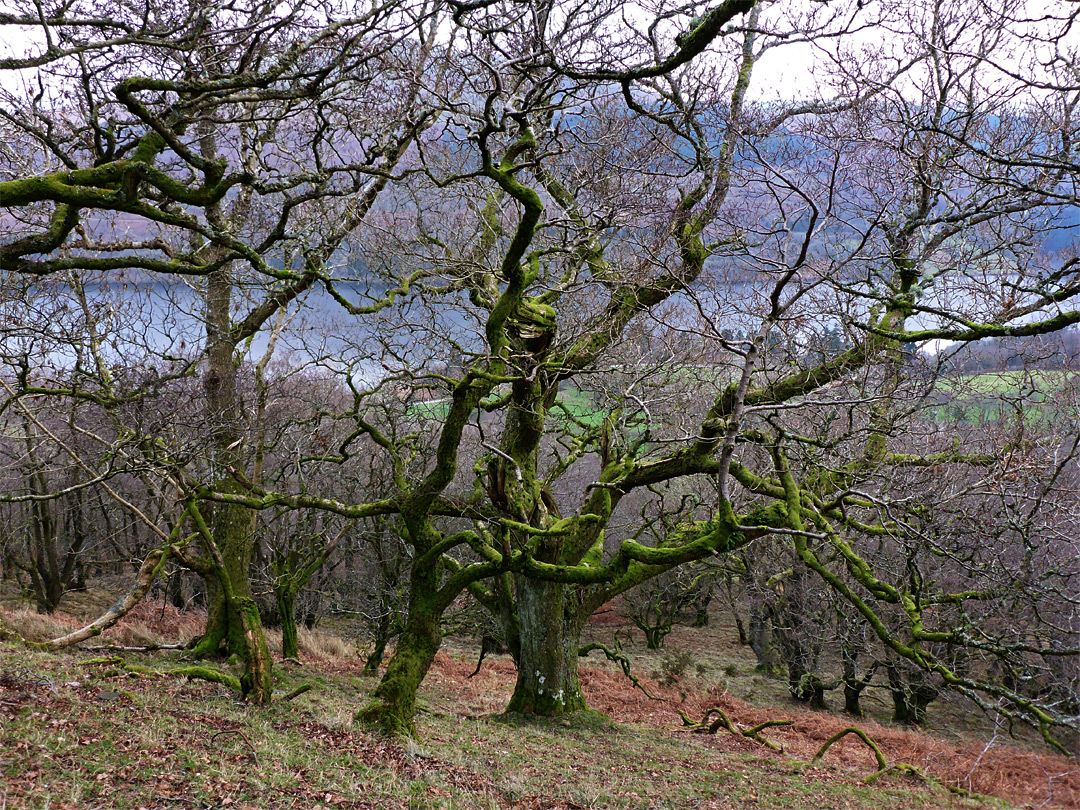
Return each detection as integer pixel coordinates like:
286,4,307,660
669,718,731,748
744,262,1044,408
2,589,1075,810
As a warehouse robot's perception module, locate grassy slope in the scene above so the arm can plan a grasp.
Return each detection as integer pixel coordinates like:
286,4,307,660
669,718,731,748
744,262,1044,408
0,640,1012,810
3,588,1077,810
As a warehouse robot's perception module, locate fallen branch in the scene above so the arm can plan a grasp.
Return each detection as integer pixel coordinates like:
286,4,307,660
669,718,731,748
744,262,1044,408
866,760,981,799
281,683,313,702
81,656,128,667
78,643,186,653
679,706,792,751
47,512,193,651
210,729,259,765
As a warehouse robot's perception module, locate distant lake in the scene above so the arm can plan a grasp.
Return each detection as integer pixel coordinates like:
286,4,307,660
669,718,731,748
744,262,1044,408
16,238,1077,383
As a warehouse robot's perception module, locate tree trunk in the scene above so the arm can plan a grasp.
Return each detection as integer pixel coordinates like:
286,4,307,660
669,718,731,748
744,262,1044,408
277,586,299,661
886,663,937,725
194,552,273,704
234,595,273,703
25,464,67,614
505,578,588,716
691,588,711,627
187,499,273,705
192,485,257,659
167,568,185,609
748,606,781,675
362,611,392,676
733,612,748,645
192,250,265,668
841,645,865,717
269,541,336,663
888,664,914,724
356,571,441,738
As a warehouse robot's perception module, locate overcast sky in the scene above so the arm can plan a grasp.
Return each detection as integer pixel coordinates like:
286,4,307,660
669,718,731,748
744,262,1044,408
0,1,1074,101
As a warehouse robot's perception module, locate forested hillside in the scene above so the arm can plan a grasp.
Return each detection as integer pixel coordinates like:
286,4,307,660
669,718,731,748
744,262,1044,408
1,0,1077,806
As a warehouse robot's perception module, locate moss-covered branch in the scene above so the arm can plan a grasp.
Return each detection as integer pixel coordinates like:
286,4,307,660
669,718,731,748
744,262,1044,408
810,727,888,771
679,706,791,751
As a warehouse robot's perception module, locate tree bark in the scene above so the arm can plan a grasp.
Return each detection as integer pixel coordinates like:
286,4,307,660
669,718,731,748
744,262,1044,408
887,663,938,726
46,545,172,651
356,575,442,738
191,483,258,659
748,606,781,675
186,500,273,704
361,612,392,676
841,645,867,717
277,586,299,661
235,595,273,702
505,578,589,716
191,258,264,667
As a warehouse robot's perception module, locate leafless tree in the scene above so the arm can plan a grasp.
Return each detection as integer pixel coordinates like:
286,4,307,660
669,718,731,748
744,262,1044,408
3,0,1077,750
1,0,445,701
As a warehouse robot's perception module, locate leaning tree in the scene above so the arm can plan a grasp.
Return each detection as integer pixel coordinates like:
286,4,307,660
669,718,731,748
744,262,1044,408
338,0,1077,741
189,0,1075,743
178,0,1079,745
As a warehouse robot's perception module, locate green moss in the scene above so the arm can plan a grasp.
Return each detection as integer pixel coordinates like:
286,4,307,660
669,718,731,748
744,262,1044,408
742,501,789,529
356,590,442,738
356,696,418,738
169,665,242,691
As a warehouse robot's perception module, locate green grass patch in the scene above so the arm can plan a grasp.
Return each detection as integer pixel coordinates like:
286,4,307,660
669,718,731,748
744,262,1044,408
937,370,1071,396
931,369,1077,424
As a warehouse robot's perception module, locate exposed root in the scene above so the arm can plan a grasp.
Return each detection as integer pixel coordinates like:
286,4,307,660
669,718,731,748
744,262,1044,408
80,656,242,692
809,726,986,800
679,706,791,752
811,727,888,771
171,665,243,691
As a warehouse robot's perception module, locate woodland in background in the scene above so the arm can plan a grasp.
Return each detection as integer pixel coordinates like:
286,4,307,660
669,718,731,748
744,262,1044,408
0,0,1077,758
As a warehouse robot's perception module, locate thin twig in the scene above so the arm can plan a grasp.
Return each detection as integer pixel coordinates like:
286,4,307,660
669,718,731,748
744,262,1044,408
210,729,259,766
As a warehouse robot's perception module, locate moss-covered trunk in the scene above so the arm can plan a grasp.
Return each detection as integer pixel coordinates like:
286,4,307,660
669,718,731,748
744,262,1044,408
748,605,781,675
235,594,273,702
191,254,271,690
191,501,272,704
192,486,258,659
506,577,588,716
356,569,441,738
187,499,273,704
